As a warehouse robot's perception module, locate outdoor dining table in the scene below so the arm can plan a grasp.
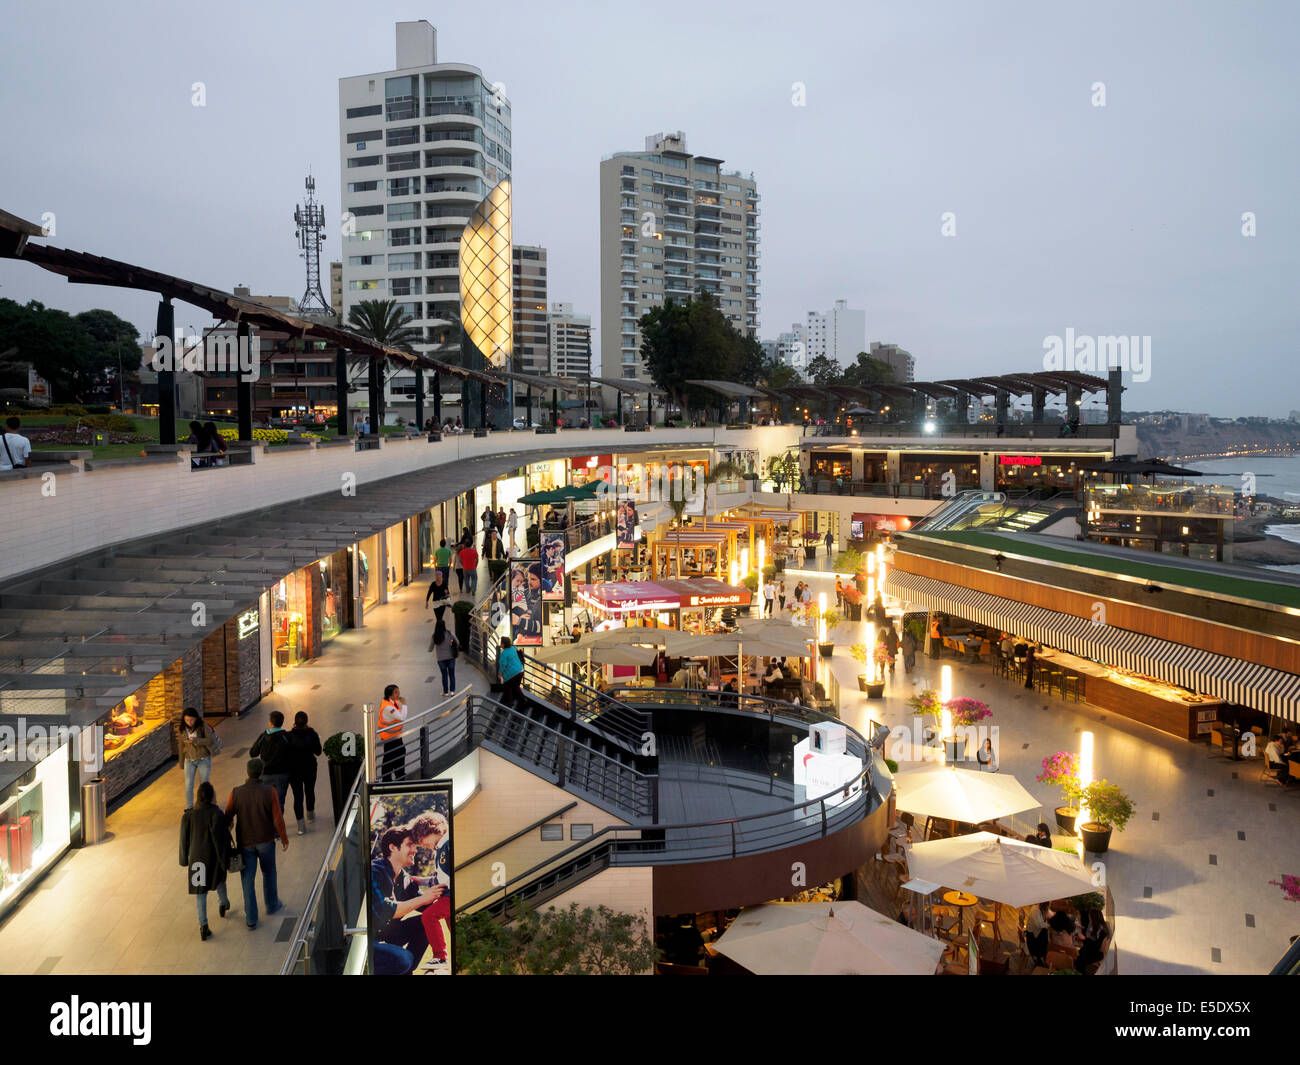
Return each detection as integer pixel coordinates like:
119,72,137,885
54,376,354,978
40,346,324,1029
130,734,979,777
942,890,979,937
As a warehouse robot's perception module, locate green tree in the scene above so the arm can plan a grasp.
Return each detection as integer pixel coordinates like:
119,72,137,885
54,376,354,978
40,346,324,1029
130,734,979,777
0,298,111,401
639,293,754,415
805,354,841,388
346,298,421,353
75,308,140,403
841,352,894,389
454,901,659,975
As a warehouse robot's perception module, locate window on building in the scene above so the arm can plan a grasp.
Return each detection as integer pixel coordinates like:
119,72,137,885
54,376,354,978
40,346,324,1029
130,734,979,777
347,155,381,168
346,104,382,119
540,824,563,842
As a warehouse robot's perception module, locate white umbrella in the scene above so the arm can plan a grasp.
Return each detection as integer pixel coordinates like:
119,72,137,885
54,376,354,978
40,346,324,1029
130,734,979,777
712,900,946,976
905,832,1097,908
532,642,658,667
893,764,1040,824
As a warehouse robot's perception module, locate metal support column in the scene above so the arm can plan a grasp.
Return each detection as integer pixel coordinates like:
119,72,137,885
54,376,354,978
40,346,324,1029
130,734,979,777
157,299,176,445
368,358,382,432
1031,386,1047,425
433,371,442,426
336,347,349,436
237,320,253,441
414,367,424,430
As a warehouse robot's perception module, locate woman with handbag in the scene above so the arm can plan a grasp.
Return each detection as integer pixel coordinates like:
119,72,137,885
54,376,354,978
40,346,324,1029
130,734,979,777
430,606,459,696
179,781,231,941
178,707,220,810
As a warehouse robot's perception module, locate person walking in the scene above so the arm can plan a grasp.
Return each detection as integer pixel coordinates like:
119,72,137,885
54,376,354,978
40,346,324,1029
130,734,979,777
378,685,408,782
883,622,900,675
433,538,453,588
180,780,230,941
225,759,288,930
497,637,524,710
425,568,450,608
250,710,291,812
507,507,519,551
496,507,506,534
778,579,786,613
458,539,479,598
430,606,459,696
286,711,322,836
762,578,775,618
481,506,495,535
901,625,918,673
823,528,834,556
835,576,844,609
178,707,218,810
0,416,32,470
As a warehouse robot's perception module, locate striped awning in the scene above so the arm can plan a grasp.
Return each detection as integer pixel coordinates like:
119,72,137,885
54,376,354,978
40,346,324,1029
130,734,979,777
885,569,1300,722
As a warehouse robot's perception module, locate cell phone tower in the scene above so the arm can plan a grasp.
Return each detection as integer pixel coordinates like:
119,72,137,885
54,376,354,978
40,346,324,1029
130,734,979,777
294,174,331,315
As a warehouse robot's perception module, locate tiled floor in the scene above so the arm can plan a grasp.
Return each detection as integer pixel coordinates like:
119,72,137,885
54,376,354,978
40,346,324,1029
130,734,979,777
0,573,489,976
793,554,1300,975
5,547,1295,975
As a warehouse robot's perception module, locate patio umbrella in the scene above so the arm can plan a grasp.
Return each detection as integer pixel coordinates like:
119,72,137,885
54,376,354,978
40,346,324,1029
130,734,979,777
905,832,1097,908
532,642,658,667
518,483,601,505
736,619,818,658
712,901,946,976
893,764,1040,824
580,625,700,654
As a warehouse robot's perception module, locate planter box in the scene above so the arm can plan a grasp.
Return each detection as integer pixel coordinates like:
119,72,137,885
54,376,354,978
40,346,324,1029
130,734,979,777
473,428,489,438
1079,822,1112,854
817,643,834,657
846,602,862,621
866,682,885,698
1055,806,1078,835
804,545,817,560
329,759,362,826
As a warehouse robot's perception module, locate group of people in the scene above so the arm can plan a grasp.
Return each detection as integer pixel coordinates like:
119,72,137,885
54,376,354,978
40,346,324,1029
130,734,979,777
186,420,228,468
423,416,464,434
1025,899,1110,973
1265,729,1300,782
428,532,479,603
178,707,322,939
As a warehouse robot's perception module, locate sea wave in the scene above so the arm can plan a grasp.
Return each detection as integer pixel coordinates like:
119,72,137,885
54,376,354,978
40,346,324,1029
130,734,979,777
1264,524,1300,546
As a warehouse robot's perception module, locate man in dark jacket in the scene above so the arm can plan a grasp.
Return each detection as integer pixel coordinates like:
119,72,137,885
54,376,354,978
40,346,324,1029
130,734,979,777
286,711,322,835
225,758,289,929
250,710,291,810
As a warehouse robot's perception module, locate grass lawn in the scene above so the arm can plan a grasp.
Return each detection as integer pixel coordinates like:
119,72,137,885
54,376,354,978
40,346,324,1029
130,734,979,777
914,529,1300,609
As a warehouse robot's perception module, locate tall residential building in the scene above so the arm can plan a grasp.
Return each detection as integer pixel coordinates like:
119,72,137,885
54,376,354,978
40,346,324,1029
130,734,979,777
599,131,759,386
548,302,591,378
765,323,806,371
512,245,548,376
804,299,865,367
869,341,915,382
338,20,512,422
329,261,343,318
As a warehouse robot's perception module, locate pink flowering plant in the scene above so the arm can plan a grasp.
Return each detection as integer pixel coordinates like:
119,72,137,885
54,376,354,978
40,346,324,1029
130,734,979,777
1037,750,1080,806
1271,875,1300,903
944,697,991,728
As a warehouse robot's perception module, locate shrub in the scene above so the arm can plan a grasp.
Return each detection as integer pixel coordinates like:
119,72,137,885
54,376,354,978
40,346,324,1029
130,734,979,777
1070,892,1105,912
741,573,759,593
85,404,112,414
323,731,364,763
82,414,136,432
1077,780,1135,831
1037,750,1080,790
944,697,992,727
884,758,899,774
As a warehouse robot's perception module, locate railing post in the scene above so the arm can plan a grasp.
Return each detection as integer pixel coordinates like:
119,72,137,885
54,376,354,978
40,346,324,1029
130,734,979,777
730,820,737,858
556,735,566,789
820,799,828,836
570,674,578,721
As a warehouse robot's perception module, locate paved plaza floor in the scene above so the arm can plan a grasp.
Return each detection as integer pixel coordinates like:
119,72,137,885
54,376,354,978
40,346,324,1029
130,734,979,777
2,549,1294,975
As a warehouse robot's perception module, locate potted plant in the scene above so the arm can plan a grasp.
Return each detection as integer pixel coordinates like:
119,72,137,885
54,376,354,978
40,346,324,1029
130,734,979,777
812,606,840,657
324,730,365,826
1037,751,1081,834
833,548,865,578
908,689,943,749
741,573,759,613
841,585,863,621
1074,780,1134,854
803,532,820,560
761,562,777,582
849,643,883,696
488,557,510,584
1269,874,1300,903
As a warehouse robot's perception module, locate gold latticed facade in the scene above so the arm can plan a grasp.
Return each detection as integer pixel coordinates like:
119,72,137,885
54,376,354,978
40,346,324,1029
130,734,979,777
459,180,512,367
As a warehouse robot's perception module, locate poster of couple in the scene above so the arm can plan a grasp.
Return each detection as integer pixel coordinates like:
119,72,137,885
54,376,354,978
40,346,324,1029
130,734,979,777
366,780,455,976
509,559,546,645
539,531,566,603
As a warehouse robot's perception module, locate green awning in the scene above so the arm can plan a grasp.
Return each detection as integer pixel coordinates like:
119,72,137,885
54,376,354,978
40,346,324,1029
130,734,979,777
518,483,602,505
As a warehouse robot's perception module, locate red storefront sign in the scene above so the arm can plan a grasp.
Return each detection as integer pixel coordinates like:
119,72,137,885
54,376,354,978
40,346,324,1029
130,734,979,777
998,455,1042,465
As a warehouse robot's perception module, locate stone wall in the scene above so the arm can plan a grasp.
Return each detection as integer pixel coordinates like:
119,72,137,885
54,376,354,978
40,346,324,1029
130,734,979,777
181,644,203,715
102,721,175,804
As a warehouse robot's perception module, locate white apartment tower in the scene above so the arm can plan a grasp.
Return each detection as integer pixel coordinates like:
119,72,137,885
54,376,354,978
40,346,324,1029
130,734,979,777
804,299,865,367
512,245,548,376
599,131,760,386
338,21,512,421
548,302,592,378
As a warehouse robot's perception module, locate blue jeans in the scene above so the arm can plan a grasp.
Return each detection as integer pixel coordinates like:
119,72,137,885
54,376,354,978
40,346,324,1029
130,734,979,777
195,881,229,926
438,659,456,693
183,757,211,809
463,569,478,597
374,942,415,975
240,841,280,926
263,773,290,813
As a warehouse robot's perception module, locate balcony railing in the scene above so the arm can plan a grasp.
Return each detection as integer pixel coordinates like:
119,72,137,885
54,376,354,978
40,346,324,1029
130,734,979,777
1084,483,1234,516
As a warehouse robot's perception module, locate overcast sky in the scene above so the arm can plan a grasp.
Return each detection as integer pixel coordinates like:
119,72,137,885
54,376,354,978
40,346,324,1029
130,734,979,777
2,0,1296,416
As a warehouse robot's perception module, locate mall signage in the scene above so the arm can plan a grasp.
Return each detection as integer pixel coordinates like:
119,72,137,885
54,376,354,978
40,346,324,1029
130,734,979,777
998,455,1043,465
688,592,745,607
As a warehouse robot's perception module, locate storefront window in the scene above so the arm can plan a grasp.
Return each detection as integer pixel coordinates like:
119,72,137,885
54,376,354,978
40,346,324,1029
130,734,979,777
0,741,71,915
320,552,347,643
358,533,381,611
900,455,979,490
385,523,406,596
271,569,308,682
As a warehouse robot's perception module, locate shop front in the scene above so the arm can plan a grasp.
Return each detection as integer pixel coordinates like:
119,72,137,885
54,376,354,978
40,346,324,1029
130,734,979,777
995,454,1104,494
899,453,980,493
851,512,916,543
575,578,751,633
0,738,74,920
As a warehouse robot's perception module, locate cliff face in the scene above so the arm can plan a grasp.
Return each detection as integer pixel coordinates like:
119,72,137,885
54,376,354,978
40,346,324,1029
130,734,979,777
1135,421,1300,461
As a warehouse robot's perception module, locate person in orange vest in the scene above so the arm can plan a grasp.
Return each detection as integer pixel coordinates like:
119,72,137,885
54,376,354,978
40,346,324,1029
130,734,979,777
929,614,942,660
378,684,408,782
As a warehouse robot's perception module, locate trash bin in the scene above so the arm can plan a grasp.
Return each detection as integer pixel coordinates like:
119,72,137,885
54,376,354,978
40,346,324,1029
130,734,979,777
81,778,107,845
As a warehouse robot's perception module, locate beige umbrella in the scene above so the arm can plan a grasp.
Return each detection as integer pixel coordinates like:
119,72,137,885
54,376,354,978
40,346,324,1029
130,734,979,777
905,831,1097,908
533,642,658,667
582,626,699,653
712,900,946,976
735,619,817,659
893,764,1040,824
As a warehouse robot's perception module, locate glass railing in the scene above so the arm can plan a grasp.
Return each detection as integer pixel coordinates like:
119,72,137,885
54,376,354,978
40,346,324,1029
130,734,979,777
1084,483,1234,516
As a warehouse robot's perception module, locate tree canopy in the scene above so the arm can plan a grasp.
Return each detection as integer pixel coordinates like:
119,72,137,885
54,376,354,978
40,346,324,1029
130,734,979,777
638,293,762,412
0,299,139,401
454,902,659,975
346,298,421,353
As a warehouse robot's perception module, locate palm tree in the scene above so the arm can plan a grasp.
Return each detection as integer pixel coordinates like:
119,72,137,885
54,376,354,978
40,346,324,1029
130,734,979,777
346,299,421,352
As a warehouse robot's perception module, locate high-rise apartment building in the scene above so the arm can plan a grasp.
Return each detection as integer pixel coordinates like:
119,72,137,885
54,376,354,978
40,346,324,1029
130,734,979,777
765,324,806,371
599,131,759,388
804,299,865,367
869,341,915,382
548,302,591,378
512,245,548,376
329,261,343,318
338,20,512,422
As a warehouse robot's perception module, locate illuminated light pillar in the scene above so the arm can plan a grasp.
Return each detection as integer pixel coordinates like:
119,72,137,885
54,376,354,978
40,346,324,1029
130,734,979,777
729,557,738,586
1078,730,1094,832
818,592,827,643
867,576,875,602
740,547,750,578
866,621,876,681
940,664,953,762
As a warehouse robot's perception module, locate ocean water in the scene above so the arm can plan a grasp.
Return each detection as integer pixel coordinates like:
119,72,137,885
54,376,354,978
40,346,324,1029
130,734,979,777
1186,453,1300,500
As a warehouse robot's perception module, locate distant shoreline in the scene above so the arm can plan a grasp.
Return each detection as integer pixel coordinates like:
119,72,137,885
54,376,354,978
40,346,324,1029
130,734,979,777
1164,447,1299,464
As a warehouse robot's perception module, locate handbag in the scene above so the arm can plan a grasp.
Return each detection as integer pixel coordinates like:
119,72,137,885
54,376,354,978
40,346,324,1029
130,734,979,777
226,832,243,873
451,636,459,661
209,725,224,755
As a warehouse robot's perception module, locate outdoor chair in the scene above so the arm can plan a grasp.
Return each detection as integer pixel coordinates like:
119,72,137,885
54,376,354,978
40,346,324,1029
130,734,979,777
1046,951,1075,972
1262,760,1287,786
934,906,961,941
1208,728,1226,758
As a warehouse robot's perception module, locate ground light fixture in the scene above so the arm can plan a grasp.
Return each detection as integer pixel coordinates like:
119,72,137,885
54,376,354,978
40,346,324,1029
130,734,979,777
1078,730,1095,835
924,420,936,433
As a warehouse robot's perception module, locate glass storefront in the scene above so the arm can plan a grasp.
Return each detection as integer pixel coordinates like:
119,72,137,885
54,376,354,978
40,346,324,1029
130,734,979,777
0,741,71,917
358,533,380,612
385,523,406,596
271,569,309,682
900,454,980,492
320,551,347,643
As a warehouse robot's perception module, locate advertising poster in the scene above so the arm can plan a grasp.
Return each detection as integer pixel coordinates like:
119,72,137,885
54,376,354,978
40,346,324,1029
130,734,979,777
509,559,544,645
540,530,566,602
616,498,637,548
365,779,455,976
